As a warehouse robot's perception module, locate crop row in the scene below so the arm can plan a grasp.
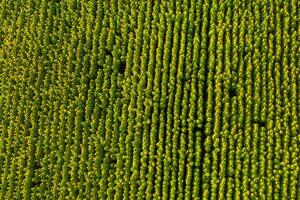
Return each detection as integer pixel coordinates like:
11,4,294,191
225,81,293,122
0,0,298,199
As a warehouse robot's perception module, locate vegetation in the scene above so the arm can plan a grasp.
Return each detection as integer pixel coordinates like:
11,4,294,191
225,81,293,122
0,0,299,199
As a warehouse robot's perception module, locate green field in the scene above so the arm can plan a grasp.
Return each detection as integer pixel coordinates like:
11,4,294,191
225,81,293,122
0,0,299,199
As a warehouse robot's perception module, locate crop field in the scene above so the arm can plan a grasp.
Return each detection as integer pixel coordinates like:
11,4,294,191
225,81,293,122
0,0,299,199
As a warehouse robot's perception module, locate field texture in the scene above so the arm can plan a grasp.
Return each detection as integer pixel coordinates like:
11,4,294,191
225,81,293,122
0,0,299,199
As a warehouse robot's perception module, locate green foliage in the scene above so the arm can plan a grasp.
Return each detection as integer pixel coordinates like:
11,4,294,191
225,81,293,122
0,0,298,199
